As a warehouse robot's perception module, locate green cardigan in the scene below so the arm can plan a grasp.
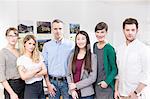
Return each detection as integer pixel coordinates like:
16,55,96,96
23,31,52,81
93,42,118,90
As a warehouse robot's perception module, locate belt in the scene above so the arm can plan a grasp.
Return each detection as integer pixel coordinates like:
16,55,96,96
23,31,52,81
49,75,67,81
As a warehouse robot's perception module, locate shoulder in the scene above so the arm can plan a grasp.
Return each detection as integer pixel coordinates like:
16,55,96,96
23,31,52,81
17,55,25,61
105,43,115,52
44,40,53,46
0,48,8,54
0,48,10,57
93,42,98,47
0,48,5,55
63,38,74,46
91,53,97,59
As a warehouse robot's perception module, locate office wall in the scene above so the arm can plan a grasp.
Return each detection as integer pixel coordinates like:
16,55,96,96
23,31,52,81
0,1,18,50
17,0,150,48
0,0,150,49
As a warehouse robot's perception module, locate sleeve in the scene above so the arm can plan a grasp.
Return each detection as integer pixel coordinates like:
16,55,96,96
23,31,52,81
66,53,74,84
105,47,118,85
115,48,119,79
16,57,24,68
139,46,150,85
0,50,6,82
42,43,48,68
76,54,97,89
93,42,97,54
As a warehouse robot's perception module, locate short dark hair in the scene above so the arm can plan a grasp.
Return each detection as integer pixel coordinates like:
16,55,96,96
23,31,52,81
5,27,18,36
123,18,138,29
52,19,63,24
95,22,108,32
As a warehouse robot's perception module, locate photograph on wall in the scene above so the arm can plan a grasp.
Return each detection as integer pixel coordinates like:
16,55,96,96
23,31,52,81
37,39,51,52
18,20,34,33
37,21,51,34
69,23,80,34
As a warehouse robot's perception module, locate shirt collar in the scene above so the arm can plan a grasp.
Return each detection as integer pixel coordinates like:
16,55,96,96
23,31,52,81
125,39,138,47
54,37,64,44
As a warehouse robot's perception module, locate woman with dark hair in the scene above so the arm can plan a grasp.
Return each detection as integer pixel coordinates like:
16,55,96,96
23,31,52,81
67,31,97,99
0,27,25,99
93,22,117,99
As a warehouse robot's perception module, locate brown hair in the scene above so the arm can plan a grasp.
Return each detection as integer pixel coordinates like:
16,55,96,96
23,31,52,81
52,19,64,24
72,31,92,74
5,27,18,36
95,22,108,32
123,18,138,29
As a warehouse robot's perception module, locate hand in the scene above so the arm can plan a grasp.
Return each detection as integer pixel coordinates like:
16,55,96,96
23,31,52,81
47,84,57,97
10,92,18,99
71,90,78,99
69,83,77,90
128,92,138,99
114,90,121,99
98,81,108,88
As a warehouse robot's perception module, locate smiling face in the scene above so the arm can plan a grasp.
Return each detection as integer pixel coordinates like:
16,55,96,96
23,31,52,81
123,24,138,43
76,33,87,49
95,29,107,42
24,38,36,53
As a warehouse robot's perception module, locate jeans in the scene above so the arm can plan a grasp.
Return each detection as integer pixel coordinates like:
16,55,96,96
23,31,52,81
48,79,69,99
69,95,94,99
4,78,25,99
24,80,45,99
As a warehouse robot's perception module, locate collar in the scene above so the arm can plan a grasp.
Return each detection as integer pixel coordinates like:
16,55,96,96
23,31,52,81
54,37,64,44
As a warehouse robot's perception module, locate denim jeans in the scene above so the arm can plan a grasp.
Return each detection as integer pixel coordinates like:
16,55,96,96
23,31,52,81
48,79,69,99
24,80,45,99
4,78,25,99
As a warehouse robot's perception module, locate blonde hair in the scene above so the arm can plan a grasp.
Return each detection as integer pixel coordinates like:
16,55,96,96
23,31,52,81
21,34,40,63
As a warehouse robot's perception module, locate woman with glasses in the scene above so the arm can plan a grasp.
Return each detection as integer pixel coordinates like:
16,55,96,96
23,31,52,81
0,27,25,99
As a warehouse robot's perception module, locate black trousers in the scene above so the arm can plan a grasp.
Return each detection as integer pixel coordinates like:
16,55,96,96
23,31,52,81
4,78,25,99
24,80,45,99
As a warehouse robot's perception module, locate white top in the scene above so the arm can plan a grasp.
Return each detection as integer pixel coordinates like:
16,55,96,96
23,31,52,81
17,54,44,84
116,39,150,96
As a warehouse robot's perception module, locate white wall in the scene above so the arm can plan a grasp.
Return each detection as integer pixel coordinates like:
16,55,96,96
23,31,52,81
0,1,18,50
0,0,149,49
17,0,150,48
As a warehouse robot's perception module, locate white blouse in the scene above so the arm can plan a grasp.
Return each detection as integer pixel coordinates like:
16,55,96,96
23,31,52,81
17,55,44,84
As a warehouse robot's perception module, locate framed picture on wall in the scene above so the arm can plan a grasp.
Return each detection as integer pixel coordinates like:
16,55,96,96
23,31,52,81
69,23,80,34
37,21,51,34
37,39,51,52
18,20,34,33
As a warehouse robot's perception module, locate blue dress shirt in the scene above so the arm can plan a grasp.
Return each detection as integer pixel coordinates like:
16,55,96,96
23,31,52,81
42,38,74,77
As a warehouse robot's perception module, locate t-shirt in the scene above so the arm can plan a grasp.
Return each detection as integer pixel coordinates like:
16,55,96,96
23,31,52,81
17,54,44,84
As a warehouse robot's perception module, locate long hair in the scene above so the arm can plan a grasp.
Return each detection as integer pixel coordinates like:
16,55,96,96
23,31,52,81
20,34,40,63
72,31,92,74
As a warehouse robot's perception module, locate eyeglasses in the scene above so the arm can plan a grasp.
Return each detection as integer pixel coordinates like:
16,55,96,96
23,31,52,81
7,35,18,38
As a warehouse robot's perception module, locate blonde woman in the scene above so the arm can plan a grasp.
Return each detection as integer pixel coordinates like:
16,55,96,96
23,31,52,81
0,27,25,99
17,34,47,99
